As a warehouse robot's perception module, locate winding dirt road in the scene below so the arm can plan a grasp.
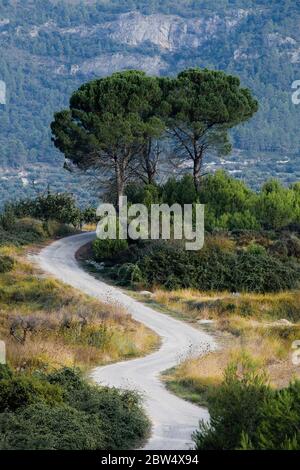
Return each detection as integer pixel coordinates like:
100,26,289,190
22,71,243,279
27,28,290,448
35,232,216,450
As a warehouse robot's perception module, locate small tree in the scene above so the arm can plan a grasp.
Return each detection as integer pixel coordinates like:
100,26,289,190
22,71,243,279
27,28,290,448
13,193,81,227
163,68,258,191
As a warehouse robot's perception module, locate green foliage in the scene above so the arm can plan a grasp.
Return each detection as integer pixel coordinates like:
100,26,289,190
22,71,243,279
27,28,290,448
0,403,105,450
193,358,300,450
13,193,82,227
243,381,300,450
0,365,63,412
82,207,98,225
193,357,271,450
159,171,300,231
255,179,300,230
109,240,300,293
270,236,300,259
115,263,145,286
0,366,150,450
162,68,258,188
0,255,14,273
126,183,161,208
161,175,198,206
93,238,128,261
0,206,16,232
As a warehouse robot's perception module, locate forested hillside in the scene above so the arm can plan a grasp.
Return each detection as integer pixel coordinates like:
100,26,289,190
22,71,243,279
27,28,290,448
0,0,299,203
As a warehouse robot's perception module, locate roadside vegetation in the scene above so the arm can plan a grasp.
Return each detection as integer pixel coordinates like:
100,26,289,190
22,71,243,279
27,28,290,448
84,172,300,450
0,199,157,449
0,366,149,450
192,357,300,450
2,68,300,450
90,172,300,294
151,285,300,400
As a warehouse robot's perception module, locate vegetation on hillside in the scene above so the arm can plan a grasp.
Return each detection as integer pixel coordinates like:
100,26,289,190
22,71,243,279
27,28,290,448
0,0,299,172
0,366,150,450
192,358,300,450
90,172,300,293
0,207,157,450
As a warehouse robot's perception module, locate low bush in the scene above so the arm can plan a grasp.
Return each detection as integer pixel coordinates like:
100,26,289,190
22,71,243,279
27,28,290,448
0,255,14,273
93,238,128,261
0,368,63,412
269,235,300,259
0,366,150,450
193,358,300,450
111,241,300,293
0,403,105,450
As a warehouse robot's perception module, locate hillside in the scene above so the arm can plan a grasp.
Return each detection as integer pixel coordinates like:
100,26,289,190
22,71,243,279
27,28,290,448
0,0,299,204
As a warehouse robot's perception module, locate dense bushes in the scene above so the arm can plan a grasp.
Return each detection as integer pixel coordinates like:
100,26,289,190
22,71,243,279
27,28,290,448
0,255,14,273
125,173,300,232
0,200,81,246
93,238,128,261
193,358,300,450
0,191,96,246
104,240,300,293
0,366,150,450
99,172,300,293
0,403,105,450
12,193,82,227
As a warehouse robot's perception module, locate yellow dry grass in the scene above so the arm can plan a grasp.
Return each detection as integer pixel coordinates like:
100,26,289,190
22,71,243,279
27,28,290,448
0,246,159,371
156,288,300,394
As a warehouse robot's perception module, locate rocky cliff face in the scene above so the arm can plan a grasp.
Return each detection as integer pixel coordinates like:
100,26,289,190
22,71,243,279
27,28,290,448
8,9,299,77
104,10,249,51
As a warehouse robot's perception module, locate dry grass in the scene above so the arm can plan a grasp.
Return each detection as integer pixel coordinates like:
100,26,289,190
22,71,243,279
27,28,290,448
0,246,159,372
153,288,300,323
156,287,300,402
82,223,97,232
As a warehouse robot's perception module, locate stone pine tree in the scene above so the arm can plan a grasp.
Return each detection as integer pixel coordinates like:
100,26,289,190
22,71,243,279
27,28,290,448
51,70,165,211
162,68,258,191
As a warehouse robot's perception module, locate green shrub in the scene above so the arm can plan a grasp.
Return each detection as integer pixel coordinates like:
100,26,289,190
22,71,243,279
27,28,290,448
0,255,14,273
117,263,145,286
93,238,128,260
241,381,300,450
0,403,105,450
192,359,300,450
47,368,150,450
246,243,266,255
126,182,161,208
0,367,150,450
115,241,300,293
0,206,16,231
193,357,271,450
232,251,300,292
270,236,300,259
43,220,76,238
0,366,63,412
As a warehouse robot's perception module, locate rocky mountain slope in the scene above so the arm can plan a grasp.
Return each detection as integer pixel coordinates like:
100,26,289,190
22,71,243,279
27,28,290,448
0,0,299,204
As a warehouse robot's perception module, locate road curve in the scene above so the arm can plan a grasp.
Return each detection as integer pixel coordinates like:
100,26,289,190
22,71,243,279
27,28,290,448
35,232,216,450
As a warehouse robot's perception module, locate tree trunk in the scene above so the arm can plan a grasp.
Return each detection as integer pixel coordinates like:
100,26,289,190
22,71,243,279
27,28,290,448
193,153,203,192
143,139,156,185
116,164,125,213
